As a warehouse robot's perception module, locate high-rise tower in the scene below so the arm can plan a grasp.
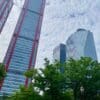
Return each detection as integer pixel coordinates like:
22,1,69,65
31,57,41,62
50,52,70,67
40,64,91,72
66,29,97,60
53,43,66,63
0,0,13,33
53,43,66,72
0,0,46,95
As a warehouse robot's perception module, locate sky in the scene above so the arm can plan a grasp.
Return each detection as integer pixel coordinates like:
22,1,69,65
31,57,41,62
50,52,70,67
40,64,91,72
0,0,100,67
36,0,100,67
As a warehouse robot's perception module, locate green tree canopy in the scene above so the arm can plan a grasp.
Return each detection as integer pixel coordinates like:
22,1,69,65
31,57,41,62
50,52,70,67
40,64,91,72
8,84,42,100
65,57,100,100
9,57,100,100
0,63,6,81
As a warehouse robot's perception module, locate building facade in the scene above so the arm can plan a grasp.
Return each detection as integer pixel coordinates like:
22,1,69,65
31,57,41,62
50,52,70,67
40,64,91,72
53,43,66,72
66,29,97,60
0,0,13,33
53,43,66,63
0,0,45,95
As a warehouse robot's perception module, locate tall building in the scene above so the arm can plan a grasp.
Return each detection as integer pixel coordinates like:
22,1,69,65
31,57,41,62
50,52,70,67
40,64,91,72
53,43,66,63
0,0,46,95
66,29,97,60
0,0,13,33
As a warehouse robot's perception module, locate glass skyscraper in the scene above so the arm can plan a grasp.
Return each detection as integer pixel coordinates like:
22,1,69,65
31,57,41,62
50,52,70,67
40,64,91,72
0,0,13,33
66,29,97,60
0,0,45,95
53,43,66,73
53,43,66,63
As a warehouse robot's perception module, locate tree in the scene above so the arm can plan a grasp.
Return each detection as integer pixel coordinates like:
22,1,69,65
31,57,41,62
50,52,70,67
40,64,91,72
9,67,44,100
8,69,42,100
0,63,6,88
9,57,100,100
65,57,100,100
0,64,6,100
8,84,42,100
31,58,73,100
9,59,73,100
0,63,6,81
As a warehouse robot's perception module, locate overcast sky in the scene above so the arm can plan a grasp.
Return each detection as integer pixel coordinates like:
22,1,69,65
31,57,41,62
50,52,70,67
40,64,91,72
36,0,100,68
0,0,100,67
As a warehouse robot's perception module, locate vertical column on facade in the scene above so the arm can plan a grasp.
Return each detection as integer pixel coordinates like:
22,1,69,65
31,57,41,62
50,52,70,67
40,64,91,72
0,0,29,93
3,0,29,70
0,0,13,33
25,0,46,86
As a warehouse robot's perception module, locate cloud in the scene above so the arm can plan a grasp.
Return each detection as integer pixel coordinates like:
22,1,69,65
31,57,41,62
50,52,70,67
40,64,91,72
36,0,100,67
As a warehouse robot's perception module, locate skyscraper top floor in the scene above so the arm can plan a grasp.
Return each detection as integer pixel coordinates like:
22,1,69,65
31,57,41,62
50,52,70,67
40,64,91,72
66,29,97,60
